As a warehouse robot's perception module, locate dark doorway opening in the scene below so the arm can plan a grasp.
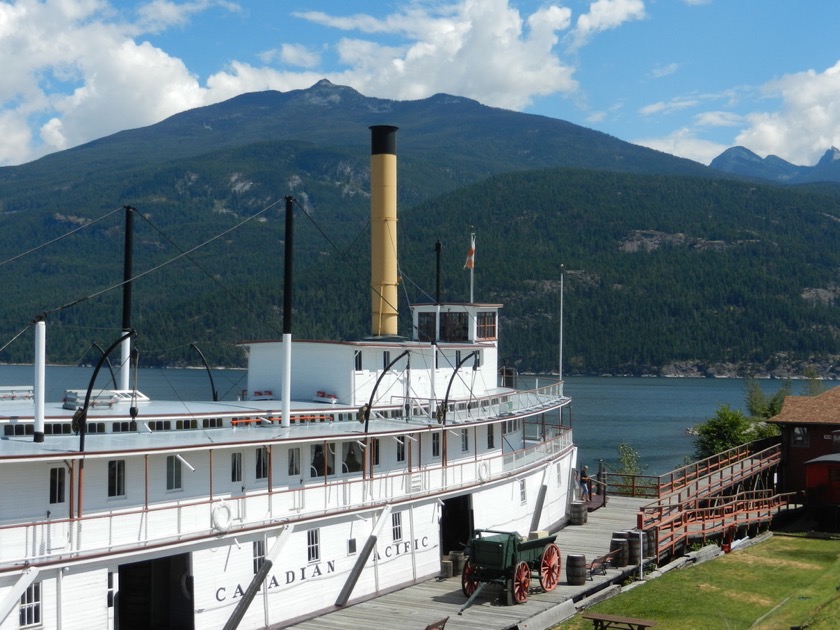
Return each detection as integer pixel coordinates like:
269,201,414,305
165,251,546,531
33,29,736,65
439,494,473,555
117,553,194,630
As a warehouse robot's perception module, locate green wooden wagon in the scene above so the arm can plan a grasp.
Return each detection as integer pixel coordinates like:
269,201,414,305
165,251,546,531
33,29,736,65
459,529,561,612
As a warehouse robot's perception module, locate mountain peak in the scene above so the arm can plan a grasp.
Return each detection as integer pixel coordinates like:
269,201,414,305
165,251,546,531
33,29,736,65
708,146,840,184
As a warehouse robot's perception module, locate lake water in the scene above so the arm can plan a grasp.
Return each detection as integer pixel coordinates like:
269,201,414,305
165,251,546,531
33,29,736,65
564,376,807,475
0,365,808,476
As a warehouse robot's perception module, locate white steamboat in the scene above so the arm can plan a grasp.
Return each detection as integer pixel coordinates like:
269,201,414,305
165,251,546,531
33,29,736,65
0,126,575,629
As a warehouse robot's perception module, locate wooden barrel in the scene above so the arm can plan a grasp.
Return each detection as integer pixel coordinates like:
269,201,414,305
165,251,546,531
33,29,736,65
610,538,628,567
566,553,587,585
440,560,453,578
645,529,657,559
570,501,588,525
612,530,629,539
627,533,642,564
449,551,465,575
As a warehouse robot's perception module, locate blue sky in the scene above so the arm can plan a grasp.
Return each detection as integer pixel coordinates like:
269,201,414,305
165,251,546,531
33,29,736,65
2,0,840,168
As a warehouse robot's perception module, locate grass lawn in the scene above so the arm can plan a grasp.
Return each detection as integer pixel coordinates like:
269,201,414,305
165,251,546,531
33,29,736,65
554,535,840,629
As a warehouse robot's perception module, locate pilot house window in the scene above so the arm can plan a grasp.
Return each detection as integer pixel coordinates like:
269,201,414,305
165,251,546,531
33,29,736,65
440,312,468,342
418,312,436,341
476,312,497,339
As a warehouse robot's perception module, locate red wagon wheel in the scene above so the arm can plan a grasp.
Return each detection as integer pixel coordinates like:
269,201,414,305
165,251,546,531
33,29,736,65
461,560,479,597
512,561,530,603
539,543,561,592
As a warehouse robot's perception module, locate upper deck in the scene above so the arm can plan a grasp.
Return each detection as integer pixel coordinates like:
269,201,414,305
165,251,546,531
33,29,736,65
0,379,567,460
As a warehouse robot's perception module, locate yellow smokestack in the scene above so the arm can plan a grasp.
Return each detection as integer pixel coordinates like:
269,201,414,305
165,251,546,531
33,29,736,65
370,125,399,337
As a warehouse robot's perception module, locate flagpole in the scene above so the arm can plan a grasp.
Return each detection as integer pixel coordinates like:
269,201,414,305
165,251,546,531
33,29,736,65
559,265,564,382
469,232,475,303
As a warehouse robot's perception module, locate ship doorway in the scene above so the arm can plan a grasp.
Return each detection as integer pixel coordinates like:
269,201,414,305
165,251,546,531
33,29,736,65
116,553,194,630
439,494,473,556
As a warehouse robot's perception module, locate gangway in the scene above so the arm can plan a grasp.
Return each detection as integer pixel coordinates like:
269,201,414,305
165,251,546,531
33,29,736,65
604,439,800,563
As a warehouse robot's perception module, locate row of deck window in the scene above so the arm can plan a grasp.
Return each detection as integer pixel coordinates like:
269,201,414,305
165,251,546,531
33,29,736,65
45,428,503,503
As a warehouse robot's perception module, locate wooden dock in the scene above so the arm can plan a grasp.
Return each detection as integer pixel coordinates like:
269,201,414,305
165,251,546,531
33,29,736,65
285,495,649,630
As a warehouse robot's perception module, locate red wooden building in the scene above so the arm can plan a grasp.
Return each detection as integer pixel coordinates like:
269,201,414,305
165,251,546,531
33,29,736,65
768,385,840,507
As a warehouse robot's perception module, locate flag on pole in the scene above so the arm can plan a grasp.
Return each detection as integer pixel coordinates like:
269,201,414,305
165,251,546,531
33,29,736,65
464,233,475,270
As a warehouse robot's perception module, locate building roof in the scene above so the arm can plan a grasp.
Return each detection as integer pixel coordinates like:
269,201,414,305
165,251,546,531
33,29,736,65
768,385,840,426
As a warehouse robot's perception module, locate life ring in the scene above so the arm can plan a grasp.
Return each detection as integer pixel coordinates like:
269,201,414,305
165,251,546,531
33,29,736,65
211,502,232,533
478,462,490,482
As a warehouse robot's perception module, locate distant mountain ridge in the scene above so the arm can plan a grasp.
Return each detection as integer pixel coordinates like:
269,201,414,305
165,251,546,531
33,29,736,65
2,79,711,189
710,145,840,184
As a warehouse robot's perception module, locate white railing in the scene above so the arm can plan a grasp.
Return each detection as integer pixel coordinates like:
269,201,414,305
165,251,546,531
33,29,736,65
396,380,566,424
0,425,573,570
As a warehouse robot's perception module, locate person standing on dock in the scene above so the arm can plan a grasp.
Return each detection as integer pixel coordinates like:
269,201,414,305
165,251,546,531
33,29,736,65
579,466,591,502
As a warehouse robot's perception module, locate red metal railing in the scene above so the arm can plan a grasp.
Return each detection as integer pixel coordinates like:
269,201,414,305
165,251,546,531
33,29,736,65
605,440,796,562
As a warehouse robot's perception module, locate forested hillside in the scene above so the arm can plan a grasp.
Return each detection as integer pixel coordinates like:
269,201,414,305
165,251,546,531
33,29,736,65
1,82,839,376
2,165,839,377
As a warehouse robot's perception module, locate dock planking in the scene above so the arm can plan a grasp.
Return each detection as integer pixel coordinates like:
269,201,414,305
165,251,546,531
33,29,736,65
286,495,649,630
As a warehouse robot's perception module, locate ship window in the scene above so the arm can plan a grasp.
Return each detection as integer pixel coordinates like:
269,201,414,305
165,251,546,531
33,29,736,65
396,436,406,462
487,425,495,450
792,426,809,447
477,312,497,339
310,443,335,477
166,455,182,491
342,442,362,473
354,350,362,371
46,423,73,435
348,538,357,555
556,462,563,488
19,582,41,628
256,447,269,480
307,528,320,562
107,572,116,608
49,467,65,504
203,417,223,429
108,460,126,497
86,422,106,433
253,539,266,574
417,312,436,341
371,438,380,466
432,432,440,458
461,429,469,452
392,511,403,542
288,447,301,476
440,312,468,342
519,479,527,505
383,351,390,369
231,452,242,483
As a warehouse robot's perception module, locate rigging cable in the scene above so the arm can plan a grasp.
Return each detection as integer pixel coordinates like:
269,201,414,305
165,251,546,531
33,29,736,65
40,198,284,319
0,206,124,269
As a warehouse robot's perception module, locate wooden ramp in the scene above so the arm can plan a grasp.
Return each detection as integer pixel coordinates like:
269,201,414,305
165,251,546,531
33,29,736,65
284,495,648,630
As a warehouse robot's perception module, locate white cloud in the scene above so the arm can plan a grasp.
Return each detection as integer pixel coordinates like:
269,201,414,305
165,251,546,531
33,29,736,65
0,0,587,166
695,111,742,128
640,97,700,116
258,44,321,69
281,1,578,111
734,61,840,165
650,63,679,79
0,0,216,164
572,0,646,48
635,127,727,165
136,0,240,34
